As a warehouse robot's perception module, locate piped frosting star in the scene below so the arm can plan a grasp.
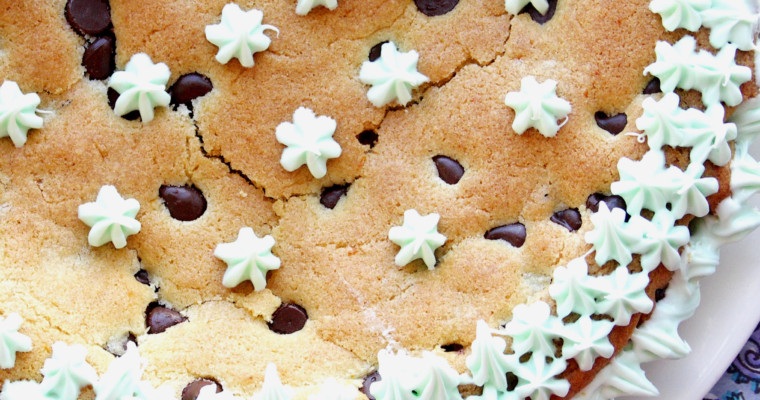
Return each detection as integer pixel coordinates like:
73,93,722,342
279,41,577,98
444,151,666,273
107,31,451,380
681,104,737,166
78,185,141,249
701,0,758,51
0,381,48,400
649,0,710,31
0,81,43,147
611,150,676,216
559,316,615,371
593,267,653,326
0,313,32,369
214,227,281,291
205,3,278,68
388,209,447,269
108,53,171,122
466,320,512,391
501,301,562,357
39,343,98,400
407,352,465,400
369,350,419,400
275,107,341,179
359,41,429,107
631,211,690,272
296,0,338,15
510,356,570,400
505,0,550,14
307,379,358,400
584,202,643,267
667,161,718,219
504,76,571,137
549,257,601,318
252,363,293,400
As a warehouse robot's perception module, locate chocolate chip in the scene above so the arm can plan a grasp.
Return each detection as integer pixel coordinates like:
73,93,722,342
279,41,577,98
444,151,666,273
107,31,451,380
268,303,308,334
414,0,459,16
320,184,348,209
520,0,558,24
134,269,150,285
594,112,628,135
159,185,207,221
65,0,111,36
356,130,378,148
433,155,465,185
360,371,381,400
550,208,582,231
368,41,389,62
82,36,115,80
181,379,221,400
586,193,627,213
121,333,137,352
107,88,140,121
643,77,661,95
506,372,518,391
484,223,526,248
169,73,214,108
441,343,463,352
146,303,187,334
655,285,668,302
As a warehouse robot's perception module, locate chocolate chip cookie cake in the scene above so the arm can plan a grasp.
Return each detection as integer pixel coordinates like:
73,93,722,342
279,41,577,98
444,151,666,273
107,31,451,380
1,0,760,399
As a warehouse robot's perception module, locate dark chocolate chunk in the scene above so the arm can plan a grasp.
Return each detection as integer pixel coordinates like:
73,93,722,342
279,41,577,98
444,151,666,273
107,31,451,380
369,41,389,62
82,36,115,80
643,77,661,95
594,112,628,135
107,88,140,121
169,73,214,107
65,0,111,36
655,285,668,302
320,185,349,209
484,223,527,248
521,0,558,24
360,371,381,400
146,303,187,334
586,193,627,213
268,303,308,334
414,0,459,16
550,208,582,231
441,343,464,352
506,372,518,391
134,269,150,285
159,185,207,221
181,379,221,400
356,130,379,148
433,155,465,185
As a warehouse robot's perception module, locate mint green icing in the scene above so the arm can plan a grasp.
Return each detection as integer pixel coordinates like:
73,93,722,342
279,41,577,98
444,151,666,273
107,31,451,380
731,143,760,203
584,202,643,267
649,0,710,31
359,42,429,107
701,0,757,51
214,227,281,291
582,347,658,399
505,0,549,14
668,162,719,219
252,364,292,400
0,380,48,400
706,197,760,243
636,92,690,151
78,185,141,249
680,219,721,282
0,81,43,148
559,316,614,372
681,104,737,167
94,342,143,400
0,313,32,369
510,355,569,400
593,266,653,326
308,379,358,400
548,257,601,318
644,36,698,94
501,301,561,357
466,320,512,391
198,385,239,400
611,150,676,216
295,0,338,15
503,76,572,138
205,3,278,68
108,53,171,123
408,352,465,400
275,107,341,179
388,209,447,269
632,210,690,272
369,350,462,400
729,97,760,145
39,342,98,400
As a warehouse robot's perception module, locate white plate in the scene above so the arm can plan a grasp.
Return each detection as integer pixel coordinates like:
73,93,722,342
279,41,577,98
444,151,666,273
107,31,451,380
628,139,760,400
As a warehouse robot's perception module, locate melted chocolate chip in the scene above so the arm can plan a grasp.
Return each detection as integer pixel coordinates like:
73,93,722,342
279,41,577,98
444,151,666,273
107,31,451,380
159,185,207,221
65,0,111,36
586,193,627,213
269,303,308,334
181,379,221,400
521,0,558,24
484,223,526,248
594,112,628,135
146,303,187,334
134,269,150,285
441,343,464,352
107,88,140,121
643,77,661,95
550,208,582,231
360,371,381,400
169,73,214,108
368,41,389,62
655,285,668,302
433,155,465,185
82,36,115,80
123,333,137,351
320,185,349,209
356,130,379,148
414,0,459,16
